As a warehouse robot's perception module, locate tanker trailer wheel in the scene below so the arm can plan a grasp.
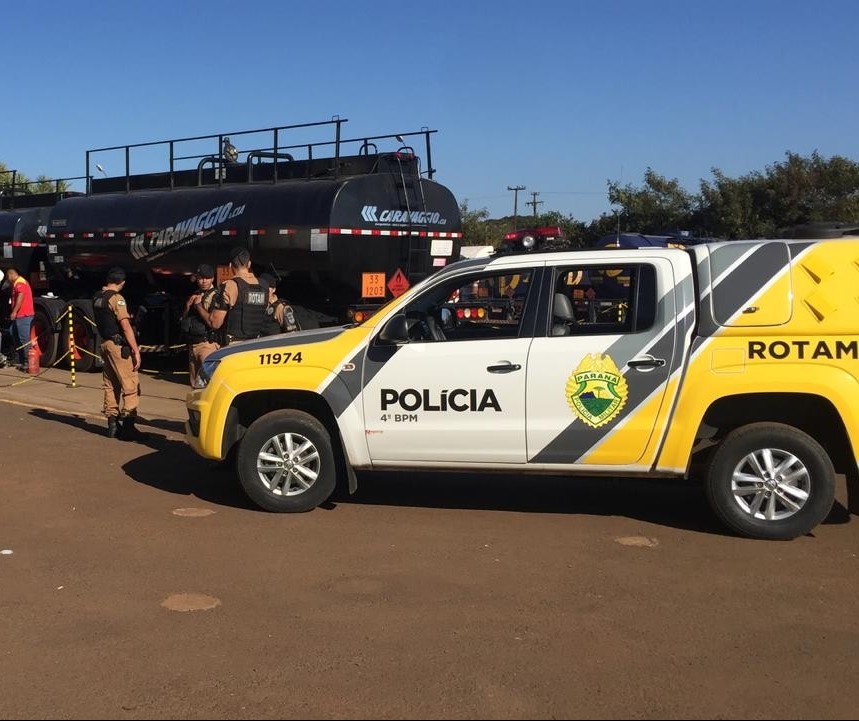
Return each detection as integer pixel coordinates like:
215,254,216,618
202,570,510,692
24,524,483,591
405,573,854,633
704,423,835,540
237,410,337,513
65,307,98,373
31,309,59,368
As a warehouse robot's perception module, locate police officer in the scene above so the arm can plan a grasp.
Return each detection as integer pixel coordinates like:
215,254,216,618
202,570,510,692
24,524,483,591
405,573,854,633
258,273,301,337
209,247,267,344
181,264,220,387
92,267,142,439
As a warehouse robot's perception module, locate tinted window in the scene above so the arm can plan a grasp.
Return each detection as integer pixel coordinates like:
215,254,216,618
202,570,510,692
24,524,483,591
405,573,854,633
549,264,657,336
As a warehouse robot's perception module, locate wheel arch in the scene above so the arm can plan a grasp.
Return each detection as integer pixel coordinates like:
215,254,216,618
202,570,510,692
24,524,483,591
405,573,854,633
693,392,854,476
224,389,357,494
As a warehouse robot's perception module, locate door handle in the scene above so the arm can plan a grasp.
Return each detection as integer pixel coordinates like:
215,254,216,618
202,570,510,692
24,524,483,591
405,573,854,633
486,362,522,373
628,356,666,369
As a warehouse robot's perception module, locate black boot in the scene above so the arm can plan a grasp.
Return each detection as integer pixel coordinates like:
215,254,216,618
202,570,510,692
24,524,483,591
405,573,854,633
107,417,120,439
119,415,145,441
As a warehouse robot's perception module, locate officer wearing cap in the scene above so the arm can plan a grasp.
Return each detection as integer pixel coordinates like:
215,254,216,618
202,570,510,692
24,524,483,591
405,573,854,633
209,247,268,344
258,273,301,337
181,264,220,387
92,267,142,439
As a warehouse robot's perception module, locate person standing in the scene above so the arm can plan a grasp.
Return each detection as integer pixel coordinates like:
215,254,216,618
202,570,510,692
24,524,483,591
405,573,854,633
92,267,142,439
209,247,268,344
0,268,8,368
258,273,301,337
6,268,35,372
181,264,220,387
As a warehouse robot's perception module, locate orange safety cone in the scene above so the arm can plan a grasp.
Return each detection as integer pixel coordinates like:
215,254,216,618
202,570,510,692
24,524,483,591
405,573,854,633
28,344,40,376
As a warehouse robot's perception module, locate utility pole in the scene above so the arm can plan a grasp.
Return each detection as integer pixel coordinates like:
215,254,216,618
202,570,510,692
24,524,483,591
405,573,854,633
526,191,543,220
507,185,525,230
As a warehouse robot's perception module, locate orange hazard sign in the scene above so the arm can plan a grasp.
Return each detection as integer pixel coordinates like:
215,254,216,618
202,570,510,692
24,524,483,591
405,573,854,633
387,268,410,298
362,272,386,298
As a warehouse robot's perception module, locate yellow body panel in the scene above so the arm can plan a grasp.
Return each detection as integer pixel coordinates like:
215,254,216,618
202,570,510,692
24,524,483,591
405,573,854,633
656,240,859,472
187,325,376,460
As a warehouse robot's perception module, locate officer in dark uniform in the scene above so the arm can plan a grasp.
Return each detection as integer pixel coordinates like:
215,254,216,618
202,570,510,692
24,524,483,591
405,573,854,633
258,273,301,337
181,264,220,387
209,247,268,344
92,267,142,439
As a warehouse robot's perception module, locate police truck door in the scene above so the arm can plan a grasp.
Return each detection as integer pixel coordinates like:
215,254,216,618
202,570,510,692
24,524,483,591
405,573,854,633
362,267,539,464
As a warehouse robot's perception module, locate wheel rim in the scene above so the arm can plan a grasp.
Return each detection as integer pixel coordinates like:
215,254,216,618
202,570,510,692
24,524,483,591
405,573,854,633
731,447,811,522
256,432,321,497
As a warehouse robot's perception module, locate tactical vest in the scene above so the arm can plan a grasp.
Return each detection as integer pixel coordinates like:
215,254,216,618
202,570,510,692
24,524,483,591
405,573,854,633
186,287,218,342
92,290,122,341
224,277,267,342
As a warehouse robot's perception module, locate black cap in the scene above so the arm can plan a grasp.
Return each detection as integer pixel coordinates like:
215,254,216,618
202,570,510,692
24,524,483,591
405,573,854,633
259,273,277,289
106,267,126,284
195,264,215,279
230,246,250,266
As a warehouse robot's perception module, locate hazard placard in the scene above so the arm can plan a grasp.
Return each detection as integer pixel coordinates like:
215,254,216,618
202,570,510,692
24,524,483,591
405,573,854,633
362,272,386,298
387,268,410,298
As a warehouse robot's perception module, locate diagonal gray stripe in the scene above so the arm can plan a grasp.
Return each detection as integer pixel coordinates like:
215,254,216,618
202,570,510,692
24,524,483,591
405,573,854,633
529,309,683,464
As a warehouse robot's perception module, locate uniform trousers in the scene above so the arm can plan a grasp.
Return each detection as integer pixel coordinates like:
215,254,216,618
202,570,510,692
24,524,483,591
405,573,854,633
101,340,139,418
189,340,219,387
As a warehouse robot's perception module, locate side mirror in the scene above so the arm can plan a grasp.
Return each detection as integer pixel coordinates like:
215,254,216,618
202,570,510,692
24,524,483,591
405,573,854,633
378,313,410,344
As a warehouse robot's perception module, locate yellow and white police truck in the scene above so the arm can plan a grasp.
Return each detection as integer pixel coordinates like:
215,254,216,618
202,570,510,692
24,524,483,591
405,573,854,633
186,237,859,540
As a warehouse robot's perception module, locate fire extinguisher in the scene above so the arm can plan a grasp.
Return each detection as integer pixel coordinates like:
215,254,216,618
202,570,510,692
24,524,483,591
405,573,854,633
28,343,39,376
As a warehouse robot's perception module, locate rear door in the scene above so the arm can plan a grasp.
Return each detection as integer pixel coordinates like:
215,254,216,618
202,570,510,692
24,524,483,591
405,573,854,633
526,255,682,466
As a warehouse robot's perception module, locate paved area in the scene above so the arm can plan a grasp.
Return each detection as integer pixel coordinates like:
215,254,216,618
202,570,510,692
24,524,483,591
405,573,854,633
2,363,859,719
0,360,188,424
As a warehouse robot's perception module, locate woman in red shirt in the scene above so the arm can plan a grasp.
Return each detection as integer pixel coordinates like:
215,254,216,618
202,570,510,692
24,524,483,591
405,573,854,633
7,268,35,372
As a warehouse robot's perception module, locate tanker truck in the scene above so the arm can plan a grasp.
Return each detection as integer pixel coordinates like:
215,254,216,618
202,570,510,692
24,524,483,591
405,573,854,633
0,118,462,371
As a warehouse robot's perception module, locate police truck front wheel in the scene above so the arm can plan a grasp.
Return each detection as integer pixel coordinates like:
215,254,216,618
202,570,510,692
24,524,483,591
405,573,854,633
705,423,835,541
237,410,337,512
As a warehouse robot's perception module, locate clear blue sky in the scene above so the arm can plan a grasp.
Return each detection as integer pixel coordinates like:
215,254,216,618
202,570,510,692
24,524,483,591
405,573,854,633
2,0,857,222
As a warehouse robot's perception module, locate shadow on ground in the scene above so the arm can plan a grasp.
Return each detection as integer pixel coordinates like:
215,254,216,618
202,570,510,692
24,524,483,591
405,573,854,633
334,469,852,538
28,408,254,510
25,407,855,531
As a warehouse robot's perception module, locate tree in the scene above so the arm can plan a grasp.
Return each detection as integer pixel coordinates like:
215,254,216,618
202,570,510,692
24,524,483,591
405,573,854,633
698,152,859,238
0,161,69,194
607,168,696,235
459,200,494,246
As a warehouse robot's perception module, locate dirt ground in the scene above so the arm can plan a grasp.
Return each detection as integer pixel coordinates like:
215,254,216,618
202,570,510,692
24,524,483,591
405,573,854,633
1,369,859,719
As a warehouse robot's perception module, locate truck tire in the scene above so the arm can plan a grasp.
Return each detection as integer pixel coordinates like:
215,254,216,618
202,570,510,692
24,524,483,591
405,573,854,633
65,303,99,373
705,423,835,540
31,308,59,368
237,410,337,513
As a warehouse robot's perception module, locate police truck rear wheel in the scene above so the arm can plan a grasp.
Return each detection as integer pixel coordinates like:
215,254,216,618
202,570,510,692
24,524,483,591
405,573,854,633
237,410,336,513
705,423,835,540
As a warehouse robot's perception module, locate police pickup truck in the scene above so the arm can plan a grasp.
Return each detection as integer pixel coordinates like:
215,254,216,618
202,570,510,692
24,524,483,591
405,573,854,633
186,238,859,540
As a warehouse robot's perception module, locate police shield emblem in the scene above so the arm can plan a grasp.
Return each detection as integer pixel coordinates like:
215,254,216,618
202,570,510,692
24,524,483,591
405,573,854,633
566,353,629,428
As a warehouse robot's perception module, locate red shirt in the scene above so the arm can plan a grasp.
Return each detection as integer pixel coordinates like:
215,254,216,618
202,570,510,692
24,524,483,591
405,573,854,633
11,277,34,318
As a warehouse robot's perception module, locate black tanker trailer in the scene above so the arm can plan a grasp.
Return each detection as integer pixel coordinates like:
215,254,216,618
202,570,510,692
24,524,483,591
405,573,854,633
0,119,462,371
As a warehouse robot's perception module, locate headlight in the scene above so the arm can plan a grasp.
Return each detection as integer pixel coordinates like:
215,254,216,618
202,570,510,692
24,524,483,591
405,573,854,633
194,359,220,389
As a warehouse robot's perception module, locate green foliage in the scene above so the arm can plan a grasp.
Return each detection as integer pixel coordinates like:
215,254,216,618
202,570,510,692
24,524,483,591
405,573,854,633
608,168,696,235
463,152,859,243
0,162,69,194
